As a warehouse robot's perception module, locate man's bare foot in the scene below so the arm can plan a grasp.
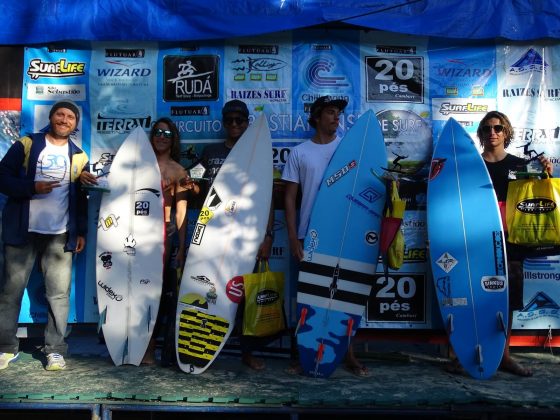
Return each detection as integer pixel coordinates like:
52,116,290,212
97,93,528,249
344,361,369,377
141,351,156,365
443,358,465,375
242,353,265,371
344,350,370,377
499,357,533,377
285,360,303,375
141,339,157,365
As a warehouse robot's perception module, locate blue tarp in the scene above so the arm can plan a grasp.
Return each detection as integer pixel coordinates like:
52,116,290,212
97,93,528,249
1,0,559,44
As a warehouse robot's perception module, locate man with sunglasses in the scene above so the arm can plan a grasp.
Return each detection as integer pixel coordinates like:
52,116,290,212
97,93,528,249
0,100,89,371
480,111,553,377
199,99,275,370
446,111,553,377
143,117,198,365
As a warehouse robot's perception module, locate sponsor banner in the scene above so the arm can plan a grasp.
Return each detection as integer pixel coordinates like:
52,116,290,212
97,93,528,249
26,83,86,102
89,42,158,154
158,43,223,142
361,31,430,112
225,33,293,139
431,97,496,141
428,40,497,99
513,257,560,329
22,46,90,149
365,272,428,325
10,34,560,327
376,108,433,176
292,29,360,139
497,43,560,173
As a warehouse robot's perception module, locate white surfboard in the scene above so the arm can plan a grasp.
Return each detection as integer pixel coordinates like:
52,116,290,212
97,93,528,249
96,126,164,366
175,113,273,374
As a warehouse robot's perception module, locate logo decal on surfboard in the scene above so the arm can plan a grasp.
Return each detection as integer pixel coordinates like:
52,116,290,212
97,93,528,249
123,234,136,255
429,158,446,180
481,276,506,292
365,231,379,245
326,160,356,187
226,276,245,303
304,229,319,262
225,200,237,216
134,201,150,216
359,186,384,203
98,214,120,230
191,223,206,245
99,251,113,269
436,252,458,273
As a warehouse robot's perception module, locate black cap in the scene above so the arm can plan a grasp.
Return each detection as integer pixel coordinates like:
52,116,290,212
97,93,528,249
222,100,249,118
49,100,80,124
310,96,348,115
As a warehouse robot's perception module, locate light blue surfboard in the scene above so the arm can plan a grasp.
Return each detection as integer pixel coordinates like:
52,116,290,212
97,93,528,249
296,110,387,378
427,118,508,380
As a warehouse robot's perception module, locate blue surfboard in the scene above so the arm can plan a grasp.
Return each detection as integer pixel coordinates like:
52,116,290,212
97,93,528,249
296,110,387,378
427,118,508,380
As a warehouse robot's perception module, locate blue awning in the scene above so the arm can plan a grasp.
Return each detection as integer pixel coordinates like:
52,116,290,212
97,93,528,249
1,0,559,44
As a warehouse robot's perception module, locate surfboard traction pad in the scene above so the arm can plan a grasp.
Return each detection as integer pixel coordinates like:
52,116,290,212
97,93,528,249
177,306,229,368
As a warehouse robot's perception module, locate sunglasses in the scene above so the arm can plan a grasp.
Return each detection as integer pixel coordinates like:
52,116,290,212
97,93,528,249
481,124,504,134
224,117,248,126
153,128,173,139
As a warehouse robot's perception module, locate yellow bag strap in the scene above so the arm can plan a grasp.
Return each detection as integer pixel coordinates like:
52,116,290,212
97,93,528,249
257,258,270,273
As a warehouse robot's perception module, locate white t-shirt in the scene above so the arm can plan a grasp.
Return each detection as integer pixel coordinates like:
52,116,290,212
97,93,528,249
28,141,70,234
281,137,341,239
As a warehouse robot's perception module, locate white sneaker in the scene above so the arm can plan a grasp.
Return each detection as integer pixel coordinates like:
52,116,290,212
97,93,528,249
45,353,66,371
0,352,19,370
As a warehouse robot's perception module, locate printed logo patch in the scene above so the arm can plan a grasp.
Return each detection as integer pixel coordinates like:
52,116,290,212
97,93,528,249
481,276,506,292
226,276,245,303
98,214,120,230
225,200,237,216
98,251,113,269
197,207,214,224
191,223,205,245
436,252,458,273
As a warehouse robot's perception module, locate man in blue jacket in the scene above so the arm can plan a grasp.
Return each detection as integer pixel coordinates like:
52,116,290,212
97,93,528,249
0,100,89,371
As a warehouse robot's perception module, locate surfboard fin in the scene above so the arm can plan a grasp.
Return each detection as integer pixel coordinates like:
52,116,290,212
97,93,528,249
294,307,308,336
313,342,325,377
446,314,454,334
122,337,129,365
97,306,107,333
475,344,483,365
346,318,354,351
497,311,507,338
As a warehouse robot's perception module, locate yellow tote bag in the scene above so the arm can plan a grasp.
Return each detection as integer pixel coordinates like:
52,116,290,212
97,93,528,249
506,174,560,246
242,261,285,337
